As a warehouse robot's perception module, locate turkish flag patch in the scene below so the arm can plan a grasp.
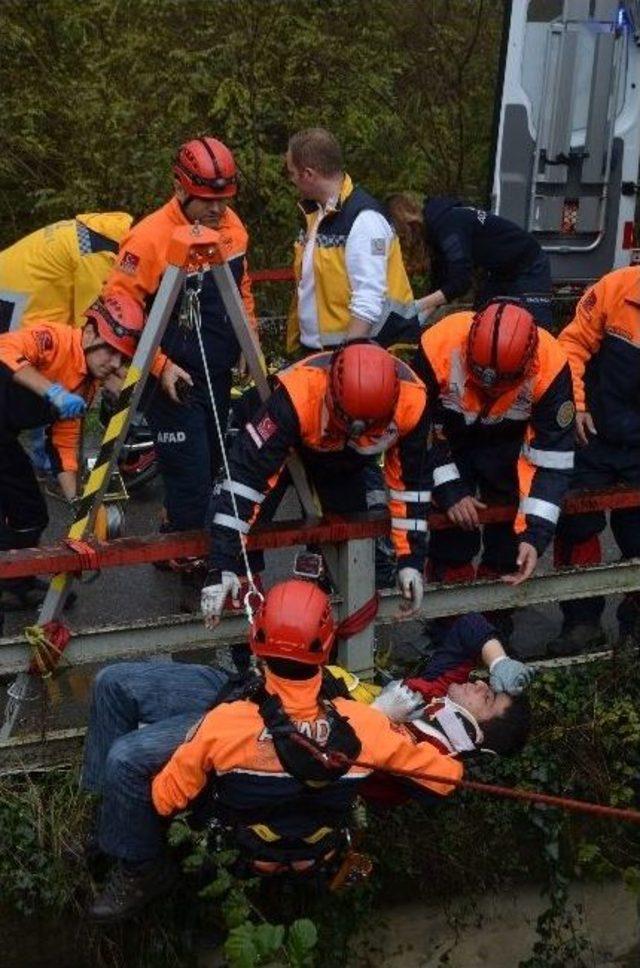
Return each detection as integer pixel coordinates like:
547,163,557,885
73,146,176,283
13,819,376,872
117,250,140,276
247,414,279,449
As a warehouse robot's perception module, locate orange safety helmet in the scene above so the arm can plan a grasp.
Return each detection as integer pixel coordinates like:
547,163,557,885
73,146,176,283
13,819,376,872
467,301,538,391
84,294,145,358
249,579,336,666
326,341,400,436
173,137,238,199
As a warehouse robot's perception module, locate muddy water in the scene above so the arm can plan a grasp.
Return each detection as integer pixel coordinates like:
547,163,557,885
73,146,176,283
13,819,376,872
355,881,639,967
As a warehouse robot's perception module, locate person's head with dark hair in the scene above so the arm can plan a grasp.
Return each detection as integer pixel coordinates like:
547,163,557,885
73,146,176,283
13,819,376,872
285,128,344,205
479,692,532,756
444,680,532,757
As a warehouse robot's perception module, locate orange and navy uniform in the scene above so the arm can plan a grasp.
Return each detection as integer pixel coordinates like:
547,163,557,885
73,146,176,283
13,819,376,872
152,667,462,861
412,311,575,555
0,322,95,472
207,352,432,573
104,197,256,379
558,266,640,443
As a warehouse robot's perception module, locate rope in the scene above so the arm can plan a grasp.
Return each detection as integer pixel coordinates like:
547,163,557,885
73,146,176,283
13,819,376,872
336,593,379,640
23,621,71,680
289,734,640,826
181,268,262,625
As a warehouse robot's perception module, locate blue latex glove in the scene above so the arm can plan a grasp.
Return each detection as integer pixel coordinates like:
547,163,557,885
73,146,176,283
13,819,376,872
44,383,86,419
489,656,535,695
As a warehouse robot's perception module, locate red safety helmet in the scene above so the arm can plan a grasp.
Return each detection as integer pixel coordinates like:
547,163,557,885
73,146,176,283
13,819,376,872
249,579,336,666
467,302,538,391
326,342,400,436
173,137,238,199
84,294,144,358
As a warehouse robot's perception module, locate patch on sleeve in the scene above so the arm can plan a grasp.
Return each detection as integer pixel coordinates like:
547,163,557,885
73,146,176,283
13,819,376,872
556,400,576,428
247,414,278,449
371,237,386,256
34,329,53,353
116,250,140,276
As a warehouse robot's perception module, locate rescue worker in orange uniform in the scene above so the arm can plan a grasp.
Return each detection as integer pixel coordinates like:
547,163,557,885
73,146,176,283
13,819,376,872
0,294,143,611
83,589,531,922
551,266,640,653
104,138,259,597
200,341,432,635
150,583,460,903
412,302,575,638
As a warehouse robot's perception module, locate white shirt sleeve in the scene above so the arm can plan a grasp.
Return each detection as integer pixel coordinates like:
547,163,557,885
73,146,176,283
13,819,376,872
344,210,394,325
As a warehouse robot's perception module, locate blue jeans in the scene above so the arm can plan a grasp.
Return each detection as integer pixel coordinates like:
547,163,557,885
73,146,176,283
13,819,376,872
81,661,230,862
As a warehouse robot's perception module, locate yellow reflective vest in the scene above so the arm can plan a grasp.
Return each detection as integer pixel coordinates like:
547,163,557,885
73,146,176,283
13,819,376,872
286,174,419,354
0,212,132,331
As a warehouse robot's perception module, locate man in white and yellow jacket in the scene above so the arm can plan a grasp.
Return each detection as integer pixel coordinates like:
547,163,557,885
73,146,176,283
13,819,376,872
285,127,420,356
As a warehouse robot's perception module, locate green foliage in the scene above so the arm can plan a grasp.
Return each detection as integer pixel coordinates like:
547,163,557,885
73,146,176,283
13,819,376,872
0,0,504,271
1,653,640,966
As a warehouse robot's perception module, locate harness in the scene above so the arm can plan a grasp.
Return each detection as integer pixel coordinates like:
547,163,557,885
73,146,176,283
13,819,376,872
207,676,365,880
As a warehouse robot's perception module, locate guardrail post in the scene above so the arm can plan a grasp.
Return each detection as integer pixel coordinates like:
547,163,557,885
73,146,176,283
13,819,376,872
336,536,376,677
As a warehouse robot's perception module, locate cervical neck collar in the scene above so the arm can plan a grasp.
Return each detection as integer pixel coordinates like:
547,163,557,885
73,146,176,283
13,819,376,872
412,696,483,754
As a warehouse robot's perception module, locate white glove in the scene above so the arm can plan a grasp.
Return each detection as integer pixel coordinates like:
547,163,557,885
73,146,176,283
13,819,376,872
397,567,424,615
372,680,426,722
201,571,241,629
489,656,535,695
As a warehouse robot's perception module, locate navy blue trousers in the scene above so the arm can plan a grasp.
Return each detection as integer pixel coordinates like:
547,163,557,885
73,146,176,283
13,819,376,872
146,373,232,531
555,436,640,628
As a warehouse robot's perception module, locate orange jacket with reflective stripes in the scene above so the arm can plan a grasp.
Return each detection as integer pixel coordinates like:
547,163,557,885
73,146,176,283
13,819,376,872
412,311,575,554
559,266,640,445
152,668,462,838
0,322,95,471
104,197,256,379
207,352,431,572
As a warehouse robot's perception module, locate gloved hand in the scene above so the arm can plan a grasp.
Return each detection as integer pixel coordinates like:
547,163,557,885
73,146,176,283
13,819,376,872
397,567,424,615
489,656,535,695
44,383,86,419
201,570,241,630
372,680,426,722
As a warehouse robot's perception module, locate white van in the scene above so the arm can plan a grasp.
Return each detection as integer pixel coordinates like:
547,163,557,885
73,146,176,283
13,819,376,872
491,0,640,284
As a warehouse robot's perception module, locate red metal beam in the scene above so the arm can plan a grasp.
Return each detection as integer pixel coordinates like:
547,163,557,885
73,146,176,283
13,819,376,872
429,485,640,530
0,487,638,580
249,267,295,284
0,512,389,580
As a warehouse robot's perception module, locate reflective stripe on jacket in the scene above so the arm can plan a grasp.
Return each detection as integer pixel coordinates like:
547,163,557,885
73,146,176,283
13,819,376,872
413,311,575,555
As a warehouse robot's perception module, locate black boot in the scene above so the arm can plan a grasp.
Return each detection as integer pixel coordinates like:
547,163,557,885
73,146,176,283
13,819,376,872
88,855,177,923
